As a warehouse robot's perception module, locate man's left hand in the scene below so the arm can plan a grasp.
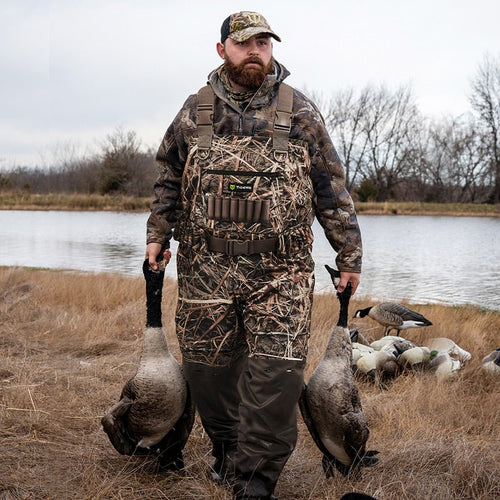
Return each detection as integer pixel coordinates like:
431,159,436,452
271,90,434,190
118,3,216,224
338,272,360,295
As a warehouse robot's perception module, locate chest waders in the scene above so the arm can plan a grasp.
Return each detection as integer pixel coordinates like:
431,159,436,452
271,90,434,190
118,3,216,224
177,83,314,498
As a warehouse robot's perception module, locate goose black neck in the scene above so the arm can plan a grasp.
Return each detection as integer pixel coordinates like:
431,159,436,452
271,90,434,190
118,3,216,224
336,283,352,328
143,259,165,328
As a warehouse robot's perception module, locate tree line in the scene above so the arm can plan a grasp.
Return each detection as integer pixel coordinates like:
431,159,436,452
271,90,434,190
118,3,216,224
1,54,499,204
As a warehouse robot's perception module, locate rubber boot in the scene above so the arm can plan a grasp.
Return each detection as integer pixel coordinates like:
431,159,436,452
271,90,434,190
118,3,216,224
233,357,305,499
183,356,246,484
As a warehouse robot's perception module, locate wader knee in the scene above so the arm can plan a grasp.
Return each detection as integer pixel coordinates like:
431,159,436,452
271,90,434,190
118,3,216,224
183,356,246,483
233,357,305,499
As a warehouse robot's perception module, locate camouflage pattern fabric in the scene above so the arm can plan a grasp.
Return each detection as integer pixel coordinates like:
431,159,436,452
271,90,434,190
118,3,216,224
175,134,314,366
225,11,281,43
176,247,313,366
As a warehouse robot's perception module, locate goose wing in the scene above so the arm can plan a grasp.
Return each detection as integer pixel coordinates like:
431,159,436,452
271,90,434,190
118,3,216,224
383,303,430,323
299,383,352,477
299,383,333,459
101,396,140,456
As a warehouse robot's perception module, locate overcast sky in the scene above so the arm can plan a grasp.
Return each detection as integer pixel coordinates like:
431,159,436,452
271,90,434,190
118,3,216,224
1,0,499,169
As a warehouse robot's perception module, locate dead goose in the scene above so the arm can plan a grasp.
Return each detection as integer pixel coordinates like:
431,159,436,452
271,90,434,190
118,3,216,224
354,303,432,336
482,348,500,376
101,258,195,470
299,265,378,477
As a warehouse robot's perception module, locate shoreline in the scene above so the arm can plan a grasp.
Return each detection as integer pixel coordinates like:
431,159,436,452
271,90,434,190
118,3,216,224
0,193,499,217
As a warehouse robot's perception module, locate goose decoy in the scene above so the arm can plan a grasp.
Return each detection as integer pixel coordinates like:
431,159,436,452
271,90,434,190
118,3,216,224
397,346,432,371
378,338,416,358
355,349,400,384
370,335,410,351
481,348,500,376
299,265,378,477
425,337,471,363
350,328,370,346
354,303,432,336
429,350,462,381
354,337,412,383
352,342,375,368
101,258,195,470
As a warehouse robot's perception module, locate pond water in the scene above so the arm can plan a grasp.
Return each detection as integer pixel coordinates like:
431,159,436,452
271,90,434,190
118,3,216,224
1,210,499,311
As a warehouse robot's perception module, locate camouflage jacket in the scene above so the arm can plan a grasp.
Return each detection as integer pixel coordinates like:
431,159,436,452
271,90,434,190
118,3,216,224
147,61,362,273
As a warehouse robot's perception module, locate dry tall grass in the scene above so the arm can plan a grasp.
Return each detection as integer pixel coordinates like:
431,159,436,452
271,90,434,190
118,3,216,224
1,267,498,500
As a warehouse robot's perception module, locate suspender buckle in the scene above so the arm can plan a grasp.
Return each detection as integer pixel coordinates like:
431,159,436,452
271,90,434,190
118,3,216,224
197,148,210,160
225,239,248,255
273,150,288,162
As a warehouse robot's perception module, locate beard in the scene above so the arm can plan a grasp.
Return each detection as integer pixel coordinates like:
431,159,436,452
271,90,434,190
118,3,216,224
224,55,274,90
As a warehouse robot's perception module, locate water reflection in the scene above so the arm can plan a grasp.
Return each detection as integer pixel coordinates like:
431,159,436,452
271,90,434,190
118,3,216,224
1,210,499,311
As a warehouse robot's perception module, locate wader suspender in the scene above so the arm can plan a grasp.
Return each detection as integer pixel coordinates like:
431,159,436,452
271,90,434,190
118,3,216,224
272,83,293,159
196,85,215,159
196,83,294,158
196,83,294,256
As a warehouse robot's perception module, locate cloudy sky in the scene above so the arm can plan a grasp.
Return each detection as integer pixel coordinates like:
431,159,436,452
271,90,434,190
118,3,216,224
1,0,499,169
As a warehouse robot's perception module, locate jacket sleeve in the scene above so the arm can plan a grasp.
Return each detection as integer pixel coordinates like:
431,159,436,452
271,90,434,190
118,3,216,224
292,91,362,273
146,95,197,246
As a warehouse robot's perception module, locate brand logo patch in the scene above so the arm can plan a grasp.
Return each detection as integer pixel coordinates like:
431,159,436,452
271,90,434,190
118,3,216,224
247,13,261,24
226,183,253,193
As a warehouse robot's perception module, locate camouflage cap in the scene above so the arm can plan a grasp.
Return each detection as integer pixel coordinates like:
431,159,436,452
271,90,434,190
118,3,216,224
220,11,281,43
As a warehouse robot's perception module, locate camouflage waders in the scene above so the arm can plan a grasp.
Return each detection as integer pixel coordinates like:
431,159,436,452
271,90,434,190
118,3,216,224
177,83,314,498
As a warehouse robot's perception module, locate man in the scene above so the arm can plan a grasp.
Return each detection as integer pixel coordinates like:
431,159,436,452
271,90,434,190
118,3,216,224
146,11,362,500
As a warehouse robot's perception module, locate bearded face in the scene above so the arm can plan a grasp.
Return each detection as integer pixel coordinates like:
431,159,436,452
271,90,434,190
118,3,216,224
224,54,274,90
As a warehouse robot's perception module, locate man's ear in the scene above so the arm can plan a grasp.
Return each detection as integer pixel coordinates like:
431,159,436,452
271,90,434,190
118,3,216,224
216,42,225,60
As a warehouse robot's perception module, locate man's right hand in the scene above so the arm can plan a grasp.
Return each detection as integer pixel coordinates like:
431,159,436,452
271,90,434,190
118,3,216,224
145,242,172,271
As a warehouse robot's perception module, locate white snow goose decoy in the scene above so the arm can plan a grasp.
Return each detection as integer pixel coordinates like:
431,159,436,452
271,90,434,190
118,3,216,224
424,337,471,363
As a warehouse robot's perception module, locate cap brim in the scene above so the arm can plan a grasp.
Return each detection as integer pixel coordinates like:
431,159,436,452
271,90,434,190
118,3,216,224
229,27,281,43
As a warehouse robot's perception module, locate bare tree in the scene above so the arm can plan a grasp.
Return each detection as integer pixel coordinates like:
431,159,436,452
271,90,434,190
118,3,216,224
470,54,500,203
322,87,372,190
322,85,421,200
422,116,490,202
359,85,421,200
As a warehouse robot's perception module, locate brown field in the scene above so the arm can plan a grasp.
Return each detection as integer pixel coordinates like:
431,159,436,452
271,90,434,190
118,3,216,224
1,267,499,500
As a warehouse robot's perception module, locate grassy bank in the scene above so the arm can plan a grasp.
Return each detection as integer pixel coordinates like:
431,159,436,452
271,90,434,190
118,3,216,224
0,191,499,216
1,267,499,499
0,192,151,212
